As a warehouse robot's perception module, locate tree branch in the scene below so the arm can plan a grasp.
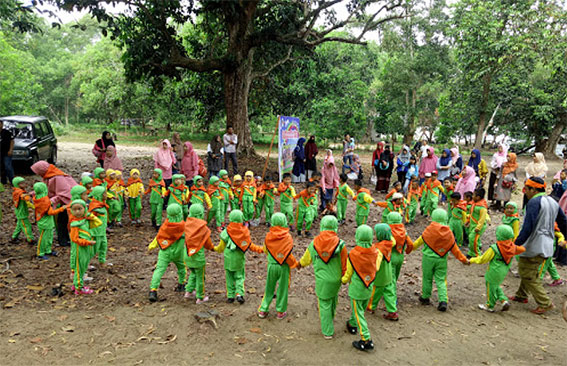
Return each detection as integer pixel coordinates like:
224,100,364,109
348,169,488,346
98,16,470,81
251,46,293,79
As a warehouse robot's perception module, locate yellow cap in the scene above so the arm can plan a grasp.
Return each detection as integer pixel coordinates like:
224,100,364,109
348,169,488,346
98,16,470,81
245,171,253,177
106,169,115,176
233,174,242,182
130,168,140,176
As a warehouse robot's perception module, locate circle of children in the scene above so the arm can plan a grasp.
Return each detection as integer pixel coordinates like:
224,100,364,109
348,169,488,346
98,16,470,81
7,142,566,353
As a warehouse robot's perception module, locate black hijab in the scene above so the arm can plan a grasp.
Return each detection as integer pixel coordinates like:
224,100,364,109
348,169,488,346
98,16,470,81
96,131,115,149
210,135,223,154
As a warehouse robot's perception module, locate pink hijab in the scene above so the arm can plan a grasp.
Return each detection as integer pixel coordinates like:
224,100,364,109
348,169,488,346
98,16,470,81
154,139,175,168
559,190,567,215
455,166,477,197
450,147,460,165
103,146,123,171
418,147,438,178
31,161,77,205
490,143,509,169
181,141,199,180
321,150,340,190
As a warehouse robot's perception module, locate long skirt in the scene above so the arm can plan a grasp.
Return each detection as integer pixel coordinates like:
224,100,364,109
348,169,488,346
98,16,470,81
375,166,391,192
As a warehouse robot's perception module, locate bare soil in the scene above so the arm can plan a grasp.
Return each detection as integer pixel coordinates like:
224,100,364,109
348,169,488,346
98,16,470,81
0,143,565,365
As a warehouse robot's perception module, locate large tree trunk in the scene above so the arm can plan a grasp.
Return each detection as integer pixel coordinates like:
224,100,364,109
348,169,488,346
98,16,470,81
402,89,417,146
536,113,567,157
474,73,492,149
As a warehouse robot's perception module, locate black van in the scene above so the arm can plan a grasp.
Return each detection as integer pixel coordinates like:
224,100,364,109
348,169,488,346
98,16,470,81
0,116,58,165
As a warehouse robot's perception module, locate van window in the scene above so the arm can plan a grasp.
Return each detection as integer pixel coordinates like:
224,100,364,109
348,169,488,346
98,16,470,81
35,122,47,138
42,121,53,135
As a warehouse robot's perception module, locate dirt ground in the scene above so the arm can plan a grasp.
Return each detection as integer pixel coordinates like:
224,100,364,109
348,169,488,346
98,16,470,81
0,143,566,366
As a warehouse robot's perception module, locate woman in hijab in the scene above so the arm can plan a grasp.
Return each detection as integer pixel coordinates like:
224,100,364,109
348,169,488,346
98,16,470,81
103,145,123,172
418,147,438,184
488,143,509,205
93,131,115,167
305,135,319,179
376,144,394,193
436,148,453,182
467,149,488,185
494,152,518,209
181,141,199,187
292,138,306,183
207,135,224,178
396,145,411,187
450,147,463,177
372,142,384,189
521,152,548,208
320,150,340,211
154,139,176,187
454,166,477,198
171,132,183,158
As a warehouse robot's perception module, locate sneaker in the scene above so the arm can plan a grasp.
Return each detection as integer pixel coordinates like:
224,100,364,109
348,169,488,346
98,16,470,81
383,312,399,321
257,311,268,319
501,301,511,312
48,251,58,257
510,296,528,304
175,283,186,292
37,255,49,260
236,295,245,304
277,312,287,320
227,297,235,303
216,227,222,233
88,265,96,270
352,340,374,352
184,291,196,299
305,231,312,238
75,287,94,295
478,304,495,313
10,237,20,244
323,335,333,340
196,296,209,304
531,303,555,315
297,230,302,237
117,222,123,228
27,240,36,246
437,301,448,312
346,320,357,335
419,296,431,305
548,279,565,287
149,290,158,302
83,275,93,282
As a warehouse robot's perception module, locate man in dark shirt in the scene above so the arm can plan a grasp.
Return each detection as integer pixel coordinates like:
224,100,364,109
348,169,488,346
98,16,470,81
0,120,15,185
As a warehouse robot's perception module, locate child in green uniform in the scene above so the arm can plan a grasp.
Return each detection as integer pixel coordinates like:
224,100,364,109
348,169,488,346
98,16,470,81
231,175,242,211
214,210,263,303
449,192,467,247
257,174,277,226
466,188,488,257
539,224,566,286
258,213,299,320
68,185,90,281
405,178,421,224
470,225,526,312
88,186,110,266
105,170,122,227
81,175,93,193
413,209,469,312
68,200,99,294
463,191,474,247
299,215,347,339
380,192,404,223
207,176,224,232
126,169,144,224
114,171,126,227
342,224,382,352
353,179,378,226
92,167,107,187
336,173,355,224
240,171,257,224
218,170,233,224
442,178,454,205
11,177,35,244
145,168,166,229
168,174,189,218
33,182,67,259
368,224,396,318
502,202,520,239
190,175,212,211
420,173,431,215
277,173,296,229
294,182,317,237
184,204,215,304
148,203,187,302
423,171,443,216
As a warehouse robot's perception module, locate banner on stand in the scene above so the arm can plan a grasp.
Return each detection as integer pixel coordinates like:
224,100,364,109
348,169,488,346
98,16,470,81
278,116,300,181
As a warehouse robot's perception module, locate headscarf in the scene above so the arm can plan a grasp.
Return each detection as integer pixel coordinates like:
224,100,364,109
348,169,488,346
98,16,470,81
501,153,518,177
30,161,50,177
320,215,338,233
189,203,204,219
439,148,452,167
431,208,448,225
93,167,105,180
418,147,438,177
33,182,48,199
70,185,87,201
468,149,482,173
89,185,106,202
184,203,210,256
270,212,288,228
154,139,174,169
209,135,223,155
491,143,509,169
171,132,183,158
525,152,548,178
321,150,339,190
103,145,123,171
81,175,93,186
166,203,184,223
294,138,306,161
372,142,385,165
398,145,411,164
229,209,244,223
305,136,318,160
355,224,374,248
495,225,518,265
502,202,519,227
181,141,199,177
70,199,88,218
12,177,24,188
374,223,392,242
454,166,477,197
95,131,115,149
12,177,26,207
387,212,403,224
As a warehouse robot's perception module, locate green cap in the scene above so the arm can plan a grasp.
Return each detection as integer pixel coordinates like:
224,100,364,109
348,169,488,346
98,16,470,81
166,203,184,223
229,209,244,223
209,176,220,185
71,185,87,200
33,182,48,198
12,177,25,188
81,176,93,185
387,212,403,224
355,224,373,248
431,209,448,225
496,225,514,241
93,167,105,179
89,185,106,201
193,175,203,184
189,203,205,219
219,169,228,178
270,212,288,227
320,215,338,233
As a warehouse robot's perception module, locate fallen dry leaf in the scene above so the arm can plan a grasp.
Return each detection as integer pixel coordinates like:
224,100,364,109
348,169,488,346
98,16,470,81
29,337,42,344
61,325,75,332
234,336,248,345
26,285,44,291
157,334,177,345
249,327,262,334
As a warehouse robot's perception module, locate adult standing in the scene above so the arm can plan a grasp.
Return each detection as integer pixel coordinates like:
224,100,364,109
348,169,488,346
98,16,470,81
494,152,518,209
372,142,384,190
181,141,199,188
513,177,567,314
418,147,438,184
523,152,548,208
488,143,508,206
0,120,15,185
207,135,224,178
31,161,77,247
342,134,354,172
171,132,184,173
436,148,453,182
223,126,238,174
103,145,124,172
418,138,431,161
93,131,115,168
320,150,339,211
449,147,463,177
467,149,488,186
154,139,176,187
375,143,394,193
292,137,306,183
305,135,318,179
396,145,411,187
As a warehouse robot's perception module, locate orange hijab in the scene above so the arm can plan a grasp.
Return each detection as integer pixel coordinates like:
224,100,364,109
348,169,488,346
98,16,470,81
156,220,186,250
422,222,456,257
374,240,393,262
349,246,378,288
184,218,211,256
226,223,253,252
313,231,341,264
265,226,294,265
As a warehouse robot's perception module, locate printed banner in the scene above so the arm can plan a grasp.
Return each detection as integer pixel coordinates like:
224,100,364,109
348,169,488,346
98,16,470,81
278,116,300,181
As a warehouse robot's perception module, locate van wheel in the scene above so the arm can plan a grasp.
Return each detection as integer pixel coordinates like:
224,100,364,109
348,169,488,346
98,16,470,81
48,147,57,165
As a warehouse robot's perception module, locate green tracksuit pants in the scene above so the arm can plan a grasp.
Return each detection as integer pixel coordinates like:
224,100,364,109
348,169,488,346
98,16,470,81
94,235,108,264
242,198,254,222
355,213,368,227
186,266,206,299
449,218,464,247
337,199,347,222
421,255,448,302
540,257,560,281
225,268,246,298
207,208,223,227
37,228,53,257
468,226,487,257
150,202,164,226
149,242,186,290
73,244,92,290
485,279,508,308
258,263,290,313
280,203,294,226
295,205,314,232
12,217,34,241
108,199,121,223
318,295,338,337
348,298,371,341
116,195,124,223
129,197,142,220
369,283,397,312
